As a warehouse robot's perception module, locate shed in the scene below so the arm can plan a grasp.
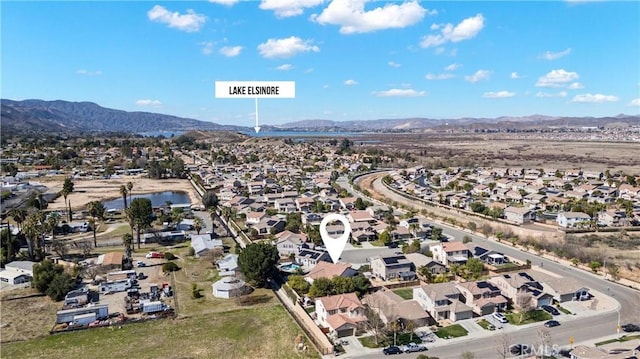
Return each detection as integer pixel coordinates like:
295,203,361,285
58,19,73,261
0,270,32,285
212,277,251,299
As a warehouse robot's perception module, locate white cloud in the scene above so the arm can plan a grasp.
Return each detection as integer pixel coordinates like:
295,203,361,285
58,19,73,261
201,41,214,55
535,69,579,88
135,99,163,107
373,89,427,97
629,98,640,106
483,91,515,98
209,0,239,5
304,68,314,73
464,69,491,83
76,69,102,76
571,93,619,103
344,79,358,86
536,91,567,98
445,63,461,71
257,36,319,58
311,0,429,34
510,72,520,79
147,5,207,32
539,48,571,60
388,61,401,68
220,46,243,57
434,47,445,55
420,13,485,48
260,0,324,18
567,82,584,89
276,64,294,71
425,73,455,80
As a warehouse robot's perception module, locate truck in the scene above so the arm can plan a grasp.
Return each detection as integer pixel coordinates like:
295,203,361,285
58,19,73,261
141,301,166,314
146,251,164,259
401,343,427,353
99,279,134,294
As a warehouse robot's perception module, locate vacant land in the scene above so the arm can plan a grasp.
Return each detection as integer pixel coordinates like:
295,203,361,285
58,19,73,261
1,306,318,359
1,244,318,359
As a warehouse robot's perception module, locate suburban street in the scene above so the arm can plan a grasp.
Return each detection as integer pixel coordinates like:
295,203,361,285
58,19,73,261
334,174,640,359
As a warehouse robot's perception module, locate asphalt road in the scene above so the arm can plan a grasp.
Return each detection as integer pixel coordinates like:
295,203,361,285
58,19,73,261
335,173,640,359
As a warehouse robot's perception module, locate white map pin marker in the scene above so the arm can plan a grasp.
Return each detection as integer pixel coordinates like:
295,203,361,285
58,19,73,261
320,213,351,264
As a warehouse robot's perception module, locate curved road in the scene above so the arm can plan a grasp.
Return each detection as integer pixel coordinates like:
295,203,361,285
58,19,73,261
337,173,640,359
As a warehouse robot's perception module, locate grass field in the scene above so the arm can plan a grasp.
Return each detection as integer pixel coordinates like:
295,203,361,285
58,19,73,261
1,242,319,359
1,306,319,359
506,310,552,325
392,288,413,300
434,324,468,339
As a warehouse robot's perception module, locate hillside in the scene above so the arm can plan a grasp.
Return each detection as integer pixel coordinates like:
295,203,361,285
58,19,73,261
0,99,248,135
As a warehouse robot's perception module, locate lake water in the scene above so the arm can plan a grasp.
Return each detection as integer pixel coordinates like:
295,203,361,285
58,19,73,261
138,131,186,138
103,191,191,210
242,130,367,138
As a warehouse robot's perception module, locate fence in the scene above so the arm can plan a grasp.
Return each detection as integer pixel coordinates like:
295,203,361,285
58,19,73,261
271,282,334,355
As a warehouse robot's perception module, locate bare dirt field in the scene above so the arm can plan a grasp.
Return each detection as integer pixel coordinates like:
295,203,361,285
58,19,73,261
0,288,60,343
359,133,640,174
39,176,201,211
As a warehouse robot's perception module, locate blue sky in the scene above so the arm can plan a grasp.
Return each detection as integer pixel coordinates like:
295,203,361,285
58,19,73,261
2,1,639,127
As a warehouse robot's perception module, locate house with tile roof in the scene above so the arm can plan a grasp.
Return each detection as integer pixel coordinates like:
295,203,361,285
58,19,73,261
315,293,367,338
413,282,473,322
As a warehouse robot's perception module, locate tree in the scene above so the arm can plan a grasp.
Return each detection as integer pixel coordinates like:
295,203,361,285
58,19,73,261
354,197,367,210
536,328,552,358
127,198,153,249
308,277,334,297
378,231,392,246
122,233,133,259
607,263,620,280
467,221,477,232
162,261,180,273
120,185,128,210
77,239,92,259
0,229,20,266
202,191,219,209
431,226,443,241
514,291,535,324
61,178,74,222
417,265,433,283
126,181,134,205
87,200,105,220
237,242,279,287
33,260,73,301
495,333,511,359
364,295,388,346
46,271,74,301
10,208,27,232
193,216,203,235
22,212,45,260
288,275,310,295
589,260,602,273
51,238,68,259
464,258,485,280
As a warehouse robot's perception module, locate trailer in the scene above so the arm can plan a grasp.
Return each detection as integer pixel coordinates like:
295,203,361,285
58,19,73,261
73,312,96,326
56,305,109,324
141,301,165,314
99,279,133,294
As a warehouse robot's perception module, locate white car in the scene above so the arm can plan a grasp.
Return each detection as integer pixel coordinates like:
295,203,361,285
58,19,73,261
492,312,509,323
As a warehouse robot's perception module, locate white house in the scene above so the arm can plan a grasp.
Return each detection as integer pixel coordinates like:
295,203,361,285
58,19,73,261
0,261,36,285
430,242,470,266
191,234,223,257
557,212,591,228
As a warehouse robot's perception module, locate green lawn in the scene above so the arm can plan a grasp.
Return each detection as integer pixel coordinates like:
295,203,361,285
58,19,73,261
434,324,468,339
359,332,418,348
392,288,414,300
1,306,319,359
558,306,572,315
595,334,640,346
506,310,552,325
477,319,495,330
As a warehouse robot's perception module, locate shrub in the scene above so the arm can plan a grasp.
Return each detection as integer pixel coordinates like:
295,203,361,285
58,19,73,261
162,262,180,273
191,283,203,299
186,247,195,256
164,252,177,260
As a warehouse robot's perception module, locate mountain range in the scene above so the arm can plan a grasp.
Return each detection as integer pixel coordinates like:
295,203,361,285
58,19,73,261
1,99,638,135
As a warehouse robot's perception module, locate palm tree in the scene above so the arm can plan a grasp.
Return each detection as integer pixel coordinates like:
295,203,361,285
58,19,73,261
193,216,203,235
122,233,133,259
126,181,134,205
10,208,27,232
409,223,420,239
120,185,128,210
61,177,74,222
22,213,44,260
88,217,97,248
46,212,61,242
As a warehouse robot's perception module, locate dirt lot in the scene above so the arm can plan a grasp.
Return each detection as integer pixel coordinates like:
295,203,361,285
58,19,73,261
0,288,60,343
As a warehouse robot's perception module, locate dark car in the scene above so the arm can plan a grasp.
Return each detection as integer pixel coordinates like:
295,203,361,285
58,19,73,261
544,320,561,328
382,346,403,355
542,305,560,316
510,344,532,356
622,323,640,332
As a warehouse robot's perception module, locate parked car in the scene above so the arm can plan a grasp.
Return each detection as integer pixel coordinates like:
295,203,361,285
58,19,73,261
146,252,164,259
382,346,403,355
136,261,146,267
402,342,427,353
510,344,532,356
622,323,640,332
544,320,561,328
542,305,560,316
492,312,508,323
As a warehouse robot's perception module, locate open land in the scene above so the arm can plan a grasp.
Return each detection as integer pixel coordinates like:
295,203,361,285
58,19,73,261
39,176,201,211
1,243,318,359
